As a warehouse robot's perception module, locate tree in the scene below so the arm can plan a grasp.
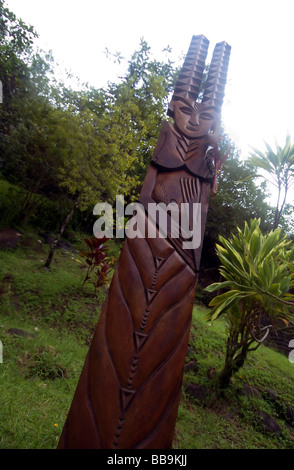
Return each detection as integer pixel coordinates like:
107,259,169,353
0,0,38,129
0,0,37,51
1,6,180,266
249,134,294,229
3,98,64,212
101,38,179,199
207,143,273,238
205,218,294,389
200,135,274,286
0,2,61,220
44,40,179,267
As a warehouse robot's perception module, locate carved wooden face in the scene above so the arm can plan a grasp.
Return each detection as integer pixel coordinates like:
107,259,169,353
173,100,219,139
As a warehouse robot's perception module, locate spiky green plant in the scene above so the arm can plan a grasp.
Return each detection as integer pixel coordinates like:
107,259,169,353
249,135,294,229
205,218,294,388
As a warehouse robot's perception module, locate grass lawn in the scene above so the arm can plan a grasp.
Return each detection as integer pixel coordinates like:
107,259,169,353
0,229,293,449
175,305,294,449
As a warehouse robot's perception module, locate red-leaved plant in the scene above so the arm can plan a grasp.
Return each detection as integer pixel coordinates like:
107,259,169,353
79,237,115,295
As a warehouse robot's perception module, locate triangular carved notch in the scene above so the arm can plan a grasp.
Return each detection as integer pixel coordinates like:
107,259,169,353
120,388,136,411
134,331,149,352
145,288,157,304
154,256,165,270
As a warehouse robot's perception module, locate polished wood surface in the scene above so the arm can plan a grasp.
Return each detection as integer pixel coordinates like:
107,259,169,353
58,35,231,449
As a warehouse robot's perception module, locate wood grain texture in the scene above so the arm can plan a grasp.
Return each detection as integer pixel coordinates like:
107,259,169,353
58,222,197,449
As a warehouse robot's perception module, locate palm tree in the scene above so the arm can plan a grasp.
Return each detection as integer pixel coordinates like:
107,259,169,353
249,134,294,229
205,219,294,389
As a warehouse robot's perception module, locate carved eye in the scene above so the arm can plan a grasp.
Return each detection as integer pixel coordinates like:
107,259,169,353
200,112,214,121
179,106,192,115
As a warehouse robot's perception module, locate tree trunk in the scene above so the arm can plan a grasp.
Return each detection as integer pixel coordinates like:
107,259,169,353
273,183,282,229
218,361,235,389
275,182,288,229
218,346,248,389
44,202,77,268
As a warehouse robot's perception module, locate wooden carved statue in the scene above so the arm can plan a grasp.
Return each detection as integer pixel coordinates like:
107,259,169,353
58,35,231,449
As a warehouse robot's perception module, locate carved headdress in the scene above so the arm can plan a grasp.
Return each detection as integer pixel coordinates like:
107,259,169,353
168,35,231,117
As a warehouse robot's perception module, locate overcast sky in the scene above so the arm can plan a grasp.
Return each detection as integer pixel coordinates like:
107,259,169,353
5,0,294,170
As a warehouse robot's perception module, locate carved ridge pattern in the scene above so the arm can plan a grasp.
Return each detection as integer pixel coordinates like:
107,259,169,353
112,258,136,448
114,312,192,449
134,381,183,449
138,315,192,387
146,264,187,304
108,235,195,448
175,134,189,161
132,315,193,448
180,177,200,202
147,275,196,339
112,239,165,447
111,238,153,448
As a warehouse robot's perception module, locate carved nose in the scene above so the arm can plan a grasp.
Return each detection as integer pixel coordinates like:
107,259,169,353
189,114,200,126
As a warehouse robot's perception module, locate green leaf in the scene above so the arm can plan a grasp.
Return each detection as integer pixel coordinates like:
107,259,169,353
204,281,231,292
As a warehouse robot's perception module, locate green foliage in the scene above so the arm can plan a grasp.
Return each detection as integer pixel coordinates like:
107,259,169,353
110,38,178,195
19,345,68,381
205,219,294,388
57,38,178,205
0,176,76,232
176,307,294,449
0,0,37,112
0,3,179,228
249,134,294,229
1,231,293,449
0,0,37,53
206,219,294,322
0,231,105,341
206,142,274,243
0,2,63,218
202,138,275,276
